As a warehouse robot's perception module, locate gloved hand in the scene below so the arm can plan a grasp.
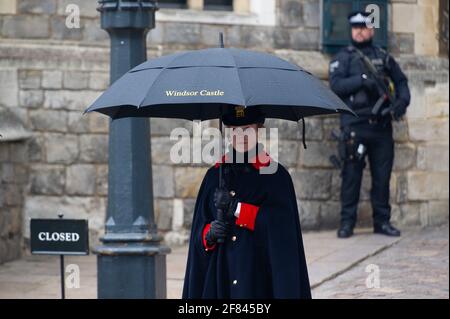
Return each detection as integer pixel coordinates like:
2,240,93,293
392,100,407,121
361,74,377,92
213,187,239,220
205,220,231,246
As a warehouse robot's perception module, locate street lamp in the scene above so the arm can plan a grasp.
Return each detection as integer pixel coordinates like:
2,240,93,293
95,0,170,299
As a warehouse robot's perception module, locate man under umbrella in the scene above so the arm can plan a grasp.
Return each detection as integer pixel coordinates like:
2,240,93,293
182,105,311,299
84,40,353,299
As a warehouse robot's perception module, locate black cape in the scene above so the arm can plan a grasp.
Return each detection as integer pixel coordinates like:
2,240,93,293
182,149,311,299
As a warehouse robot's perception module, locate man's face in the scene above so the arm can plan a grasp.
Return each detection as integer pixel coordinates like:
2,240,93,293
351,26,375,43
227,123,259,153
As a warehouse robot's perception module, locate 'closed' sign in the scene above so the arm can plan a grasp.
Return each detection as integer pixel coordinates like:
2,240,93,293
30,219,89,255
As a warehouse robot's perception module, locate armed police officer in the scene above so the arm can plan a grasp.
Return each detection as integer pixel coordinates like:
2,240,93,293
329,11,411,238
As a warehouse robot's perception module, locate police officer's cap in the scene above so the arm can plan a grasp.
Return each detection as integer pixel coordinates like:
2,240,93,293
222,105,265,126
348,11,371,27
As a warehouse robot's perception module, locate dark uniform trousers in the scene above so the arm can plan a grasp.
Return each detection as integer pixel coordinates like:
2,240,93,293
340,120,394,227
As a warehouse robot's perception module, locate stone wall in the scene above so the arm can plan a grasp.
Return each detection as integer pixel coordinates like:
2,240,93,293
0,140,28,264
0,0,448,262
1,0,441,55
0,107,30,264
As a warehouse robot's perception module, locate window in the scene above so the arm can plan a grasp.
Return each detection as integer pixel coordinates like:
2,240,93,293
157,0,188,9
204,0,233,11
155,0,276,26
321,0,388,54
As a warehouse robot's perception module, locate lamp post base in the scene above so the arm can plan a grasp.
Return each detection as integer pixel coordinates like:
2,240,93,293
96,239,170,299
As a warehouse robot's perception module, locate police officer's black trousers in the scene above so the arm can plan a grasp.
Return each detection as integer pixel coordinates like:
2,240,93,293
340,122,394,227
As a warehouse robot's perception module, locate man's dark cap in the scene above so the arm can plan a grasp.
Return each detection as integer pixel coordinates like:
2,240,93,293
348,11,371,27
222,105,265,126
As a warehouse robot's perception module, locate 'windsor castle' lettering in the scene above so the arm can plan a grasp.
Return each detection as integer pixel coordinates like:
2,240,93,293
165,90,225,97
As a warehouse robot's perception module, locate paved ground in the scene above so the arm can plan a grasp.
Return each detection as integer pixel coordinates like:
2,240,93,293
0,225,447,299
313,224,449,299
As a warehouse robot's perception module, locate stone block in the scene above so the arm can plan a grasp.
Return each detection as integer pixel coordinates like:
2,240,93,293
0,70,18,107
297,199,320,230
30,164,65,195
29,109,67,132
63,71,89,89
417,143,449,172
89,72,109,91
291,169,332,200
392,120,409,142
28,135,45,162
79,134,108,163
51,16,83,41
0,0,17,14
319,200,340,229
57,0,99,18
2,15,49,39
42,70,62,89
19,90,44,108
426,201,449,226
303,0,319,28
153,165,175,198
88,112,109,133
18,0,56,14
393,143,416,171
279,0,303,28
165,23,201,45
273,27,291,49
82,18,108,42
44,90,101,111
68,111,90,133
66,164,96,195
291,28,320,51
18,69,41,89
388,32,415,55
241,26,274,49
155,199,173,231
46,133,79,164
95,164,108,196
408,118,449,142
1,163,15,183
201,24,227,46
183,198,196,229
174,166,207,198
300,141,334,168
407,171,449,200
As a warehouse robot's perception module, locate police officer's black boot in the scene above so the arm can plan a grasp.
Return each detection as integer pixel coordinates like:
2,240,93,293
374,222,401,237
337,223,354,238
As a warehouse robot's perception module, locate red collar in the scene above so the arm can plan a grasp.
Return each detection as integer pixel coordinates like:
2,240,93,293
214,150,271,170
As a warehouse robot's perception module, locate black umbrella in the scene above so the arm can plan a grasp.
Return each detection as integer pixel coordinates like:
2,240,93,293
83,33,354,232
84,35,351,121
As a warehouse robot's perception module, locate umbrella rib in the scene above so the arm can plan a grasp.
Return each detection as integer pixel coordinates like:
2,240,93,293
228,50,247,107
132,66,302,72
136,51,191,109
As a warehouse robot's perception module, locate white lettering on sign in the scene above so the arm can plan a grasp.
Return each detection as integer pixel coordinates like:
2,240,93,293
38,232,80,242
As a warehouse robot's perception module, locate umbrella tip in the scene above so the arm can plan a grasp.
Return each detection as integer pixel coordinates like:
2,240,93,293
219,32,224,48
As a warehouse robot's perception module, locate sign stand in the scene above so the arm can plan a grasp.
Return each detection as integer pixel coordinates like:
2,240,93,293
58,214,65,299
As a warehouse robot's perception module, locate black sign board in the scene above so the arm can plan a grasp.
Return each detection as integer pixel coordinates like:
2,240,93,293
30,219,89,255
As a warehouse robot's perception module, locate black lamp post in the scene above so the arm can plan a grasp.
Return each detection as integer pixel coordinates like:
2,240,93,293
95,0,170,299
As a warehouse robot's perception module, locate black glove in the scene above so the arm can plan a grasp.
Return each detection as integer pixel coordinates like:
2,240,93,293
361,74,377,92
213,187,239,220
392,100,407,121
205,220,231,246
